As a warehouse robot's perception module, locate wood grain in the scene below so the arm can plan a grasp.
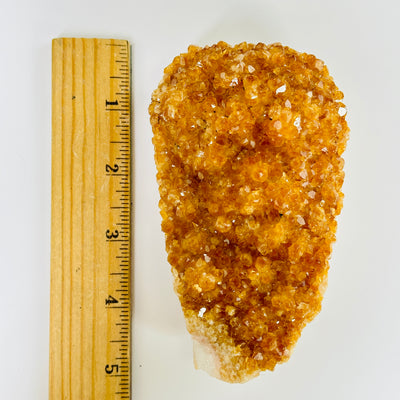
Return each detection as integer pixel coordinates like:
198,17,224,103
50,38,131,400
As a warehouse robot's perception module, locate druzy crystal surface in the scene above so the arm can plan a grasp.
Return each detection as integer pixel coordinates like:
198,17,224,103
149,42,349,382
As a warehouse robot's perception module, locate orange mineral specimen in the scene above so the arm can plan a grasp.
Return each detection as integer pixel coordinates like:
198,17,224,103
149,42,349,383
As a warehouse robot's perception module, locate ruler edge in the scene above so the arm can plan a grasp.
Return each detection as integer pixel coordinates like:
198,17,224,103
49,37,132,399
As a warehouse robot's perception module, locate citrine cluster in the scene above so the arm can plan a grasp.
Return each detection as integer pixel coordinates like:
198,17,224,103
149,42,349,381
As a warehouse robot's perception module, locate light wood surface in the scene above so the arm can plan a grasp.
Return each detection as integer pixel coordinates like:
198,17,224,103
50,38,131,400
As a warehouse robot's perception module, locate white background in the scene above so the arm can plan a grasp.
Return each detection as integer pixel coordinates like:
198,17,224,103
1,0,399,398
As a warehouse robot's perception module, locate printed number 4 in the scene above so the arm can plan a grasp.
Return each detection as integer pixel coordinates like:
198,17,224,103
105,295,119,305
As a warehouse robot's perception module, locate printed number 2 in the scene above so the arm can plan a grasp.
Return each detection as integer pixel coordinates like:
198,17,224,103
106,164,119,173
105,364,119,374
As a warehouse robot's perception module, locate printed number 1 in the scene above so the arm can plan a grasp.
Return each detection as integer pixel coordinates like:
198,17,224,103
106,99,119,106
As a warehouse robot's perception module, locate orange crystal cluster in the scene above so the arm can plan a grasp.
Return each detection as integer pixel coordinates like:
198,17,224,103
149,42,349,382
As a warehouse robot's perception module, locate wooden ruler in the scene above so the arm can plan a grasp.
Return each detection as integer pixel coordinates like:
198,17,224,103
50,38,131,400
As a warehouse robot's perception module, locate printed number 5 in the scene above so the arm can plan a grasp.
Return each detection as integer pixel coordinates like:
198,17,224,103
105,364,119,374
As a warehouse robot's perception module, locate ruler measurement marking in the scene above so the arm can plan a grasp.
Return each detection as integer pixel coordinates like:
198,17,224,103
108,306,129,309
106,174,128,177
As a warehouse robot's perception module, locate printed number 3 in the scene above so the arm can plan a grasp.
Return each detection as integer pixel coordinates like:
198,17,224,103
106,229,119,239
